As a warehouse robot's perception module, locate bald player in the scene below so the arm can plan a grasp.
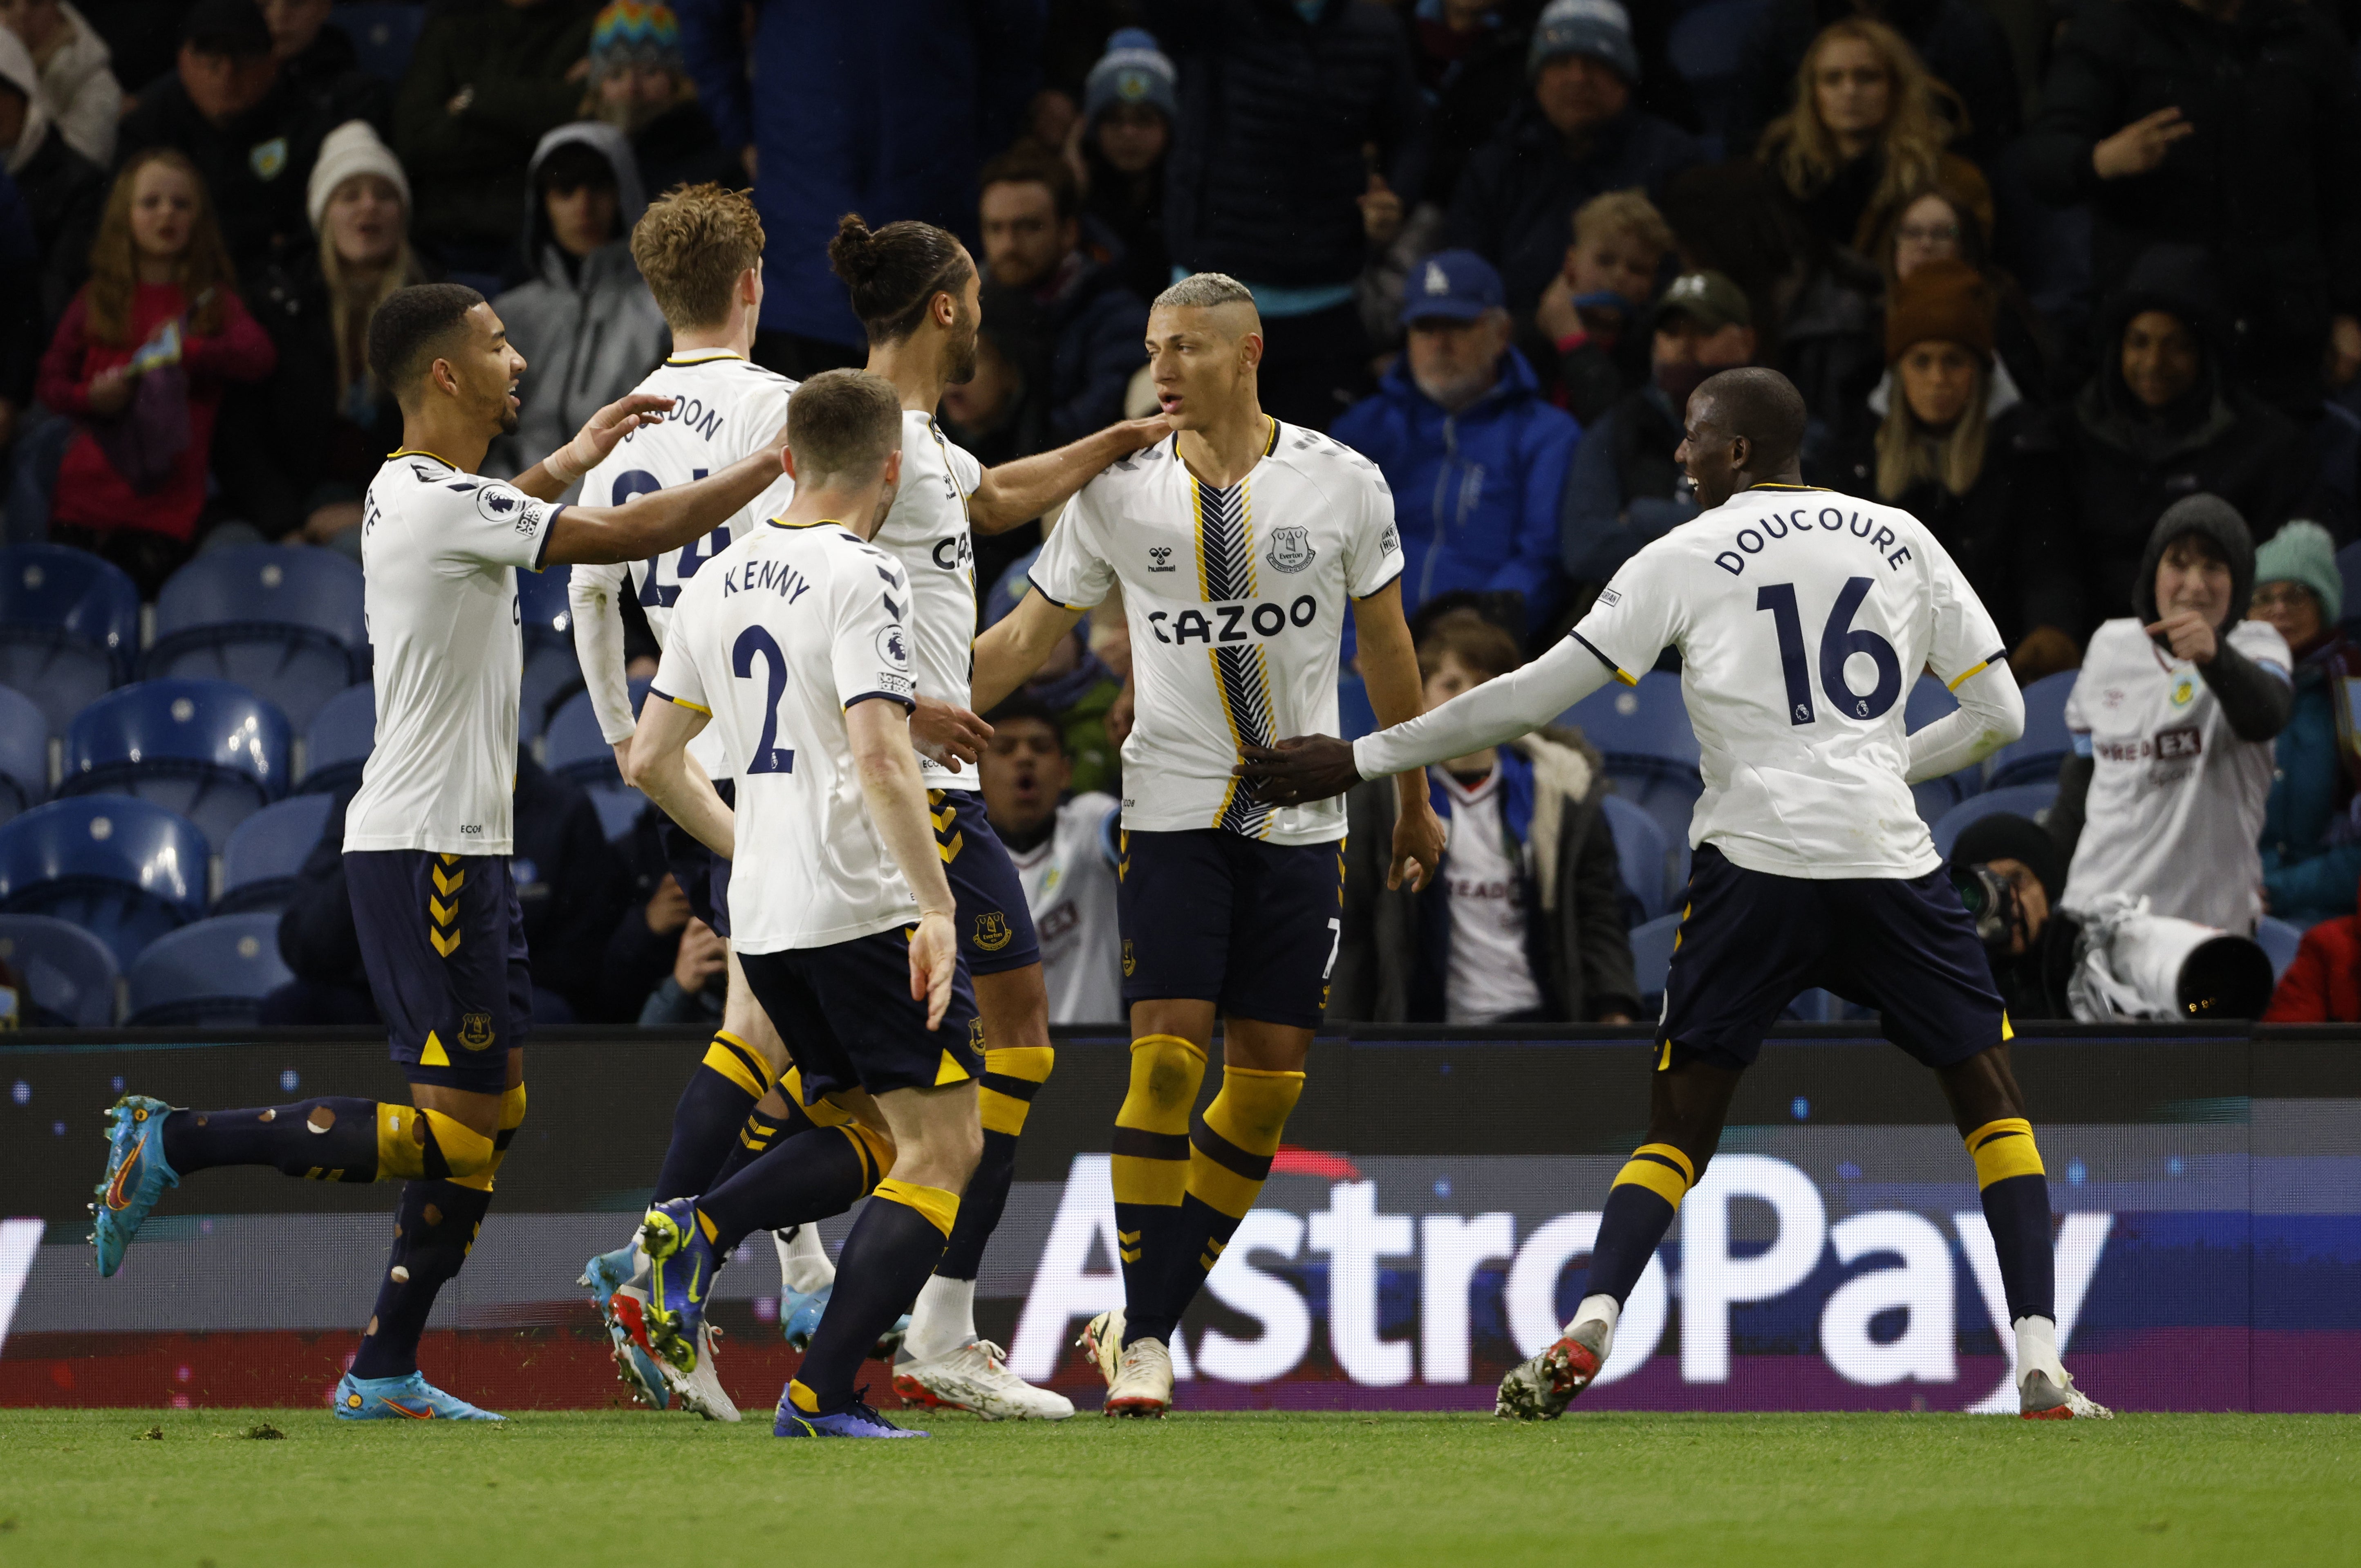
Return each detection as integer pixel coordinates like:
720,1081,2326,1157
1245,366,2113,1422
972,272,1445,1417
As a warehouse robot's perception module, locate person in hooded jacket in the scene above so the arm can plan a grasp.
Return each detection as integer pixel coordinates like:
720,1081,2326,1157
2061,244,2318,626
2050,494,2293,936
0,25,101,326
484,121,668,490
1331,248,1575,641
2247,520,2361,929
1818,259,2080,678
0,0,120,167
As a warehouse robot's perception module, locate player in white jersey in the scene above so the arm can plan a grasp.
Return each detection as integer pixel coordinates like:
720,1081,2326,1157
970,273,1446,1416
977,692,1124,1024
620,370,983,1439
1248,367,2113,1422
795,213,1166,1417
89,282,797,1421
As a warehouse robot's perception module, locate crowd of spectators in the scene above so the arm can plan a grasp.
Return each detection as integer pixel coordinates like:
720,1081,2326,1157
7,0,2361,1029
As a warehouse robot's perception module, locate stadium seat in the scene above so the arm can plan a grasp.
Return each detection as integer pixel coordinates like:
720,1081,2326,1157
517,564,581,741
1628,910,1683,1003
2255,915,2303,983
1984,670,2078,788
1335,672,1377,741
1600,793,1675,921
60,679,293,850
328,2,424,83
545,679,651,786
299,681,375,796
217,793,335,914
144,546,366,731
586,782,649,842
0,912,118,1026
519,562,574,652
0,542,139,737
125,912,294,1027
0,684,45,824
0,795,210,966
1559,670,1702,851
1903,674,1982,825
1930,783,2061,860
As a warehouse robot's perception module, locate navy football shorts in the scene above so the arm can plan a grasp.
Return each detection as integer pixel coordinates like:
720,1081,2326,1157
930,788,1041,976
662,777,734,939
1658,843,2009,1073
346,849,531,1095
1117,827,1344,1029
737,928,983,1104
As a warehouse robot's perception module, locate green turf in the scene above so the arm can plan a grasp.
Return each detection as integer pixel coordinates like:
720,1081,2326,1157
1,1409,2355,1568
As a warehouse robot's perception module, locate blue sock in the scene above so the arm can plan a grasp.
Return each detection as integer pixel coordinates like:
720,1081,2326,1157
694,1125,883,1258
1584,1144,1695,1306
160,1100,382,1180
350,1179,493,1380
788,1179,956,1413
651,1033,774,1202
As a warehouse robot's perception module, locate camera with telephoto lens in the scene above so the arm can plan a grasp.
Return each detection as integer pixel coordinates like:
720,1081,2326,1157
1952,863,2021,958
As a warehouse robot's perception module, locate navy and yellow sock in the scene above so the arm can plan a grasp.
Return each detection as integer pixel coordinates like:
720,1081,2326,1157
1966,1116,2055,1323
1109,1034,1206,1340
652,1032,777,1202
1585,1143,1695,1306
349,1177,495,1380
789,1177,958,1413
936,1045,1053,1281
1129,1064,1304,1347
158,1098,496,1185
693,1122,892,1259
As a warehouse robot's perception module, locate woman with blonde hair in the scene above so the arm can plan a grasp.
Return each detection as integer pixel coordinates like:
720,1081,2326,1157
1756,16,1984,258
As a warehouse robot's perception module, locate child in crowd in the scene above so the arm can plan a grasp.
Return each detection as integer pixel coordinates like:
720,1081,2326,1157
1531,188,1670,423
34,147,273,595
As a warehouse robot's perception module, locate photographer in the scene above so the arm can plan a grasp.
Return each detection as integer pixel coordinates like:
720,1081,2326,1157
1949,813,2078,1020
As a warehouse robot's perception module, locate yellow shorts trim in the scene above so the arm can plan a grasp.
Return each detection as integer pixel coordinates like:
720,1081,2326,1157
874,1177,960,1238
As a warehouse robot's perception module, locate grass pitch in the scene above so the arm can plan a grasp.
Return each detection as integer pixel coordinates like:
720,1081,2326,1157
1,1409,2354,1568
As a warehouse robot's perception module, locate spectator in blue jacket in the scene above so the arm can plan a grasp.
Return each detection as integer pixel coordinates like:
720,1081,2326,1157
1332,249,1575,641
672,0,1042,374
2251,521,2361,929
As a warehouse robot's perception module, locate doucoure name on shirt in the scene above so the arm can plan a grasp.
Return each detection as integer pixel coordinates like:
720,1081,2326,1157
1144,595,1319,645
722,559,812,603
1712,505,1915,577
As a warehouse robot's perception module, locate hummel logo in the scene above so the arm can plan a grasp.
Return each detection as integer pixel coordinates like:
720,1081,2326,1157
1147,547,1176,573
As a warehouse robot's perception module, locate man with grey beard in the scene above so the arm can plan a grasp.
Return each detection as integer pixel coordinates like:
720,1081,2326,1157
1332,248,1579,640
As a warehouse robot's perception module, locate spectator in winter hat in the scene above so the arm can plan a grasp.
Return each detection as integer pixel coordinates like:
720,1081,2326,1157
1076,26,1174,305
582,0,735,198
2250,520,2361,929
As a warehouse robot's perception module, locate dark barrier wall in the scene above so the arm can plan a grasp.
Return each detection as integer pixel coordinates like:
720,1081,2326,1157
3,1025,2357,1412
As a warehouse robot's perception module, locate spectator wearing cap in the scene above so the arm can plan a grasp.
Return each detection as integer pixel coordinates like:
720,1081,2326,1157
260,0,390,130
1559,268,1752,590
581,0,735,199
1821,259,2080,681
215,120,428,550
1331,248,1576,639
976,148,1148,451
394,0,598,278
0,22,103,327
1444,0,1705,323
1138,0,1426,430
2249,521,2361,929
1947,813,2077,1020
0,0,119,167
1075,27,1174,308
1729,0,2020,173
986,545,1124,795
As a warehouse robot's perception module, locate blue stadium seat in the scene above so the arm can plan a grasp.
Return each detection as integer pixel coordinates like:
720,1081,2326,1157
545,679,651,785
585,782,649,842
300,681,375,796
0,795,209,965
1559,671,1702,851
1930,783,2061,860
328,2,424,83
0,684,45,824
1628,910,1683,1003
0,543,139,737
518,562,575,652
217,793,335,914
125,912,294,1026
1667,0,1770,152
1600,793,1675,921
1903,674,1982,824
0,912,118,1026
2255,915,2303,983
144,546,366,730
1984,670,2077,788
60,679,292,850
517,565,580,741
1335,674,1377,741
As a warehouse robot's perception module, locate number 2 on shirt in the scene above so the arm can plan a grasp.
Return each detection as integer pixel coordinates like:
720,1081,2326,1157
731,625,796,774
1755,578,1902,726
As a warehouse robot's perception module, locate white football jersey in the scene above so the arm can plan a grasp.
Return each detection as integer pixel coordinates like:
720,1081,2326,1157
2059,616,2288,933
652,518,921,950
1011,791,1123,1023
1030,422,1404,844
872,410,984,786
346,452,560,855
574,351,797,775
1573,483,2006,879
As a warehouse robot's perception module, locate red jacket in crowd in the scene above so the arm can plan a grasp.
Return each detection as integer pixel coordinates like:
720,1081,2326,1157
2263,873,2361,1023
36,280,276,542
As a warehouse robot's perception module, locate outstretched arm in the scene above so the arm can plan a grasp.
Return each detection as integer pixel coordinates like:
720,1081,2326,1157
542,442,789,566
512,393,673,502
970,589,1089,712
625,695,735,860
968,417,1169,533
1904,660,2025,784
1348,581,1443,892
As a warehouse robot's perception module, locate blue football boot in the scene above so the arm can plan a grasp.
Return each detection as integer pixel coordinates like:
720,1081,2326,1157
637,1198,719,1374
773,1382,925,1439
578,1243,670,1411
333,1370,504,1422
91,1095,178,1277
781,1283,910,1361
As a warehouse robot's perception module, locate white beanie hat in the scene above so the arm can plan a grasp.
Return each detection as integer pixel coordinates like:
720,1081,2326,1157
306,119,410,232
